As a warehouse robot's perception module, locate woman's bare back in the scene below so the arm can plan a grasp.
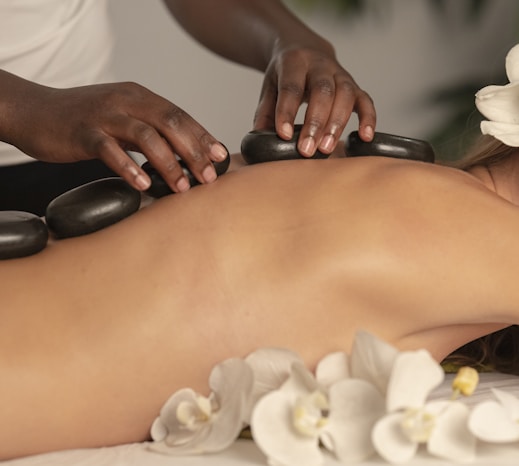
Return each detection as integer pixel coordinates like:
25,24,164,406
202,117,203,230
0,156,517,458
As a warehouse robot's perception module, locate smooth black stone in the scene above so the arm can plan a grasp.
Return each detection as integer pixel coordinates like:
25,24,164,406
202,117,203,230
240,124,329,165
45,177,141,239
0,211,48,260
345,131,435,163
143,151,231,199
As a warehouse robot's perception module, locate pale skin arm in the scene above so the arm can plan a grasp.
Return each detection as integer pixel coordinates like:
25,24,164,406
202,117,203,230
163,0,376,155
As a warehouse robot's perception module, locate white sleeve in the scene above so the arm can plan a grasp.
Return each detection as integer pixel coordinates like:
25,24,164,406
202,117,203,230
0,0,115,166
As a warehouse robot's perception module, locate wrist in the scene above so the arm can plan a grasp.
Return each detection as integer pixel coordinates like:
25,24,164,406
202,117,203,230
0,71,32,145
0,70,48,149
271,31,336,63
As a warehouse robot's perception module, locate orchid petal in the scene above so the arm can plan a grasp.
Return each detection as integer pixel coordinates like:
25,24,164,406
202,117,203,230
315,351,350,388
324,379,385,463
427,401,476,463
468,400,519,443
476,82,519,125
506,43,519,82
200,358,254,452
149,358,253,455
386,350,444,412
492,388,519,420
480,120,519,147
245,347,303,398
350,331,399,395
251,390,324,466
209,357,253,401
372,412,418,464
475,43,519,146
281,361,320,396
150,388,203,444
149,427,211,455
150,417,168,442
244,347,303,424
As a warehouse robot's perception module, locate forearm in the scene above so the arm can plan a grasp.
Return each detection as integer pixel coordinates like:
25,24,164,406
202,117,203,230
0,69,48,149
162,0,335,72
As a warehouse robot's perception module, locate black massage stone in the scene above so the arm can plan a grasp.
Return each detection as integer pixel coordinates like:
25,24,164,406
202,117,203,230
143,153,231,199
0,211,48,260
45,177,141,239
345,131,435,163
240,124,329,164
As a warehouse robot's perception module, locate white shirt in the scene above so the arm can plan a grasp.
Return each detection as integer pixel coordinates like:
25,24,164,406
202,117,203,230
0,0,115,165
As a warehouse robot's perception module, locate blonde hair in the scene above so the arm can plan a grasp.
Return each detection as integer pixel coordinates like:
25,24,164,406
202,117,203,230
447,134,517,171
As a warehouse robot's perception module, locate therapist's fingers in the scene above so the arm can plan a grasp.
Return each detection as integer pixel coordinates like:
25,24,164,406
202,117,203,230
273,58,308,142
7,81,229,192
305,72,355,156
296,71,337,157
300,69,376,155
354,90,377,142
100,85,229,192
86,132,156,191
151,106,229,186
253,79,279,134
253,58,306,141
102,116,229,193
253,49,376,157
91,115,189,193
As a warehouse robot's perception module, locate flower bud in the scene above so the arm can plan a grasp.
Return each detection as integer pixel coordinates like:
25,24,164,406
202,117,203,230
452,366,479,397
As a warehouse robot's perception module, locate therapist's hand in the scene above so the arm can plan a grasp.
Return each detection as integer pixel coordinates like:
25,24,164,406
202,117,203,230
162,0,375,159
1,72,228,193
253,41,376,157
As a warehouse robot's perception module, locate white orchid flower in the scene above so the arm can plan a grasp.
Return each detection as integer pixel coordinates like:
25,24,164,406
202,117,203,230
479,120,519,147
372,350,476,463
148,357,253,455
468,388,519,443
476,43,519,146
251,357,385,466
476,84,519,125
349,330,399,395
243,347,304,424
244,346,351,424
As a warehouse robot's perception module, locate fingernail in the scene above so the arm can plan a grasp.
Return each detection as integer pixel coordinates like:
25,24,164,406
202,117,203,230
364,125,374,140
202,165,217,183
320,134,335,153
135,173,151,190
211,143,228,161
301,136,316,156
281,123,293,139
308,124,319,138
176,177,190,192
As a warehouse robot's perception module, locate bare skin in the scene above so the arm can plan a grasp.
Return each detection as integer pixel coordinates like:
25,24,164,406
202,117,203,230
0,0,375,194
1,154,518,459
164,0,376,151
